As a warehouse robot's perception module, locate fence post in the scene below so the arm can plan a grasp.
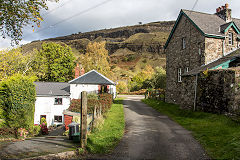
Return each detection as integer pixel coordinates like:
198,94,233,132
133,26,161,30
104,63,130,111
81,91,87,148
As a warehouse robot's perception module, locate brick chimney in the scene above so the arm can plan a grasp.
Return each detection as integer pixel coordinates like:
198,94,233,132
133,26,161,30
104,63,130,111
75,63,80,79
80,67,85,76
215,3,232,23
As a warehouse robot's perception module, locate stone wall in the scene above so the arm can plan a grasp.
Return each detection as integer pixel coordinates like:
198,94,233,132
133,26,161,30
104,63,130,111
165,14,205,104
197,69,236,113
205,38,223,64
205,27,240,64
179,68,240,115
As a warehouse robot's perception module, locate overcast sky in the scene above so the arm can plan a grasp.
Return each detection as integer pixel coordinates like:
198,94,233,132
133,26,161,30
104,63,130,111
1,0,240,49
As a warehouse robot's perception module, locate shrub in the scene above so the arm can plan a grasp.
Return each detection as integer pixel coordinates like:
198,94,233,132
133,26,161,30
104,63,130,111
150,67,166,89
69,99,81,113
40,117,47,126
29,125,41,136
0,74,36,131
68,94,112,114
40,123,48,135
99,93,113,112
17,128,28,139
69,99,101,114
87,93,99,100
0,127,15,138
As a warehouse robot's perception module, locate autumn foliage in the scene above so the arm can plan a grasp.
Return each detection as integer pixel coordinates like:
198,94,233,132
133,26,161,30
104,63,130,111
79,42,111,77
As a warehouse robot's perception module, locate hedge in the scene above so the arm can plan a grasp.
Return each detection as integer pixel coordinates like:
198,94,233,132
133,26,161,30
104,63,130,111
68,93,113,113
0,74,36,130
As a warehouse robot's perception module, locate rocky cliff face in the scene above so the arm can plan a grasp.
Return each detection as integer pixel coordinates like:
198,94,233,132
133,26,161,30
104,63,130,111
44,21,175,55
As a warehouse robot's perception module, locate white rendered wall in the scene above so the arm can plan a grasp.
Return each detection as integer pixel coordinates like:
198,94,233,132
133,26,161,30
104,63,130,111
70,84,99,99
70,84,117,99
34,96,70,126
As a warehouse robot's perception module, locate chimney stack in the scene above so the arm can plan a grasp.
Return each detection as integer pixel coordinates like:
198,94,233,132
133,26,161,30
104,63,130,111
80,67,85,76
215,3,232,23
75,63,80,79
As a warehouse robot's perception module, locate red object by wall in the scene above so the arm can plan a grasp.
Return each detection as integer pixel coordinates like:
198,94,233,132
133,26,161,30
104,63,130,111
64,114,73,130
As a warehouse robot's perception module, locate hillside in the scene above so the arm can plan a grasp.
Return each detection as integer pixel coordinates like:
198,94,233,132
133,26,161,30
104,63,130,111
21,20,174,82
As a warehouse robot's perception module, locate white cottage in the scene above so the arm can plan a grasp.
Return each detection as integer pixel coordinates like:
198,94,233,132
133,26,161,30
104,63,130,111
69,70,116,99
34,70,116,127
34,82,70,127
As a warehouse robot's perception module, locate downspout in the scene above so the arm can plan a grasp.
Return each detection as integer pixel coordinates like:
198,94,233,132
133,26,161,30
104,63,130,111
222,39,225,56
193,74,198,111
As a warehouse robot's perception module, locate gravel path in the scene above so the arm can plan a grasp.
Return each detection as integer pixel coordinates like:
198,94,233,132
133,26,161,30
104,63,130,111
108,95,209,160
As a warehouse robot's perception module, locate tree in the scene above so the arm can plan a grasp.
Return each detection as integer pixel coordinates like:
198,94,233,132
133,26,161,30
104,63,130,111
0,0,57,45
0,74,36,131
79,41,111,77
34,42,75,82
129,65,154,91
150,67,166,89
116,81,128,93
0,48,35,80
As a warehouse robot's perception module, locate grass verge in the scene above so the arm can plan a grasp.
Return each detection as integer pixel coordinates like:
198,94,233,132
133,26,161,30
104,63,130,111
142,99,240,159
86,98,125,154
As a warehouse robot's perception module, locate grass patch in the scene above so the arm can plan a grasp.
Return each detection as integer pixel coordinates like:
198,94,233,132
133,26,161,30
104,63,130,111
86,98,125,154
142,99,240,159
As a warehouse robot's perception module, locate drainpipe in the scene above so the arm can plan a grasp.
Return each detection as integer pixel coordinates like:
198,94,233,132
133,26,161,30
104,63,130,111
222,40,225,56
193,74,198,111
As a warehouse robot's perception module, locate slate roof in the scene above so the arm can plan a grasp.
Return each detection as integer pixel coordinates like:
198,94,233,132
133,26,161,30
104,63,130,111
165,9,240,48
182,9,240,36
69,70,115,85
182,48,240,76
34,82,70,96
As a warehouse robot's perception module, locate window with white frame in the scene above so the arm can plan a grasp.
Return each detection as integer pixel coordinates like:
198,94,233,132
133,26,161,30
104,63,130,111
229,32,233,45
54,98,62,105
178,68,182,82
54,116,62,122
182,38,186,49
185,67,189,73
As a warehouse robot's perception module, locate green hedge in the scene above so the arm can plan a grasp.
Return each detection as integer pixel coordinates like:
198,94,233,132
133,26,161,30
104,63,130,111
68,93,113,113
0,74,36,130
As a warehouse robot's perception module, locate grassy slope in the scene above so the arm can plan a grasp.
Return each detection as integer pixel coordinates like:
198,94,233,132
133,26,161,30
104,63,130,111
86,98,125,154
142,99,240,159
124,32,169,44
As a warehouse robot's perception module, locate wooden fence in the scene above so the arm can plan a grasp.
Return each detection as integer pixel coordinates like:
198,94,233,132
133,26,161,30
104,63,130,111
145,89,165,101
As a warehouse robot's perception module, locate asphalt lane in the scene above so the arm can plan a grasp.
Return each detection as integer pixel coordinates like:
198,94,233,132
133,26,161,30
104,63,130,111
111,95,208,160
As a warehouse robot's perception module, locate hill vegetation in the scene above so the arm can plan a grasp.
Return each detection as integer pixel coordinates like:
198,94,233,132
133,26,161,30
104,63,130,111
20,20,175,92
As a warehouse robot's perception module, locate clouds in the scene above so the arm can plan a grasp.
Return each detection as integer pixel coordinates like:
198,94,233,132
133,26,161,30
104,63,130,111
1,0,240,49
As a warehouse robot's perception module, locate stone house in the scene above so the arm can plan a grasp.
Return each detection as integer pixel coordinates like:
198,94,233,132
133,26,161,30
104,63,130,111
164,4,240,112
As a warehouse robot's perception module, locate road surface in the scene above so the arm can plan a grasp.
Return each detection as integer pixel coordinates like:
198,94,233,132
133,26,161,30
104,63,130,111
109,95,208,160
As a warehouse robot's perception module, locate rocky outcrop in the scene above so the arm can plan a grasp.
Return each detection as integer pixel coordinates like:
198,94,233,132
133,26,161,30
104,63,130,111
106,42,165,54
44,21,174,55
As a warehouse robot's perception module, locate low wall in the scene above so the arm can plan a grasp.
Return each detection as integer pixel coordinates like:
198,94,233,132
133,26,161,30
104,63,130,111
196,68,240,115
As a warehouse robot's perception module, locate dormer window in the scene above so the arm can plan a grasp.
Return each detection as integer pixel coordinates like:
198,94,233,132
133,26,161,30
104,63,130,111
182,38,186,49
228,32,233,45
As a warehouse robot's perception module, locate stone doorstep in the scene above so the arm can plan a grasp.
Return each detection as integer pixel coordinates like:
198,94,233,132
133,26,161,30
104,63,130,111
24,150,77,160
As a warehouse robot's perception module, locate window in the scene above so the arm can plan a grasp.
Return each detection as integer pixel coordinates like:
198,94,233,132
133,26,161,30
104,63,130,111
229,32,233,45
182,38,186,49
54,98,62,105
178,68,182,82
185,67,189,73
54,116,62,122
